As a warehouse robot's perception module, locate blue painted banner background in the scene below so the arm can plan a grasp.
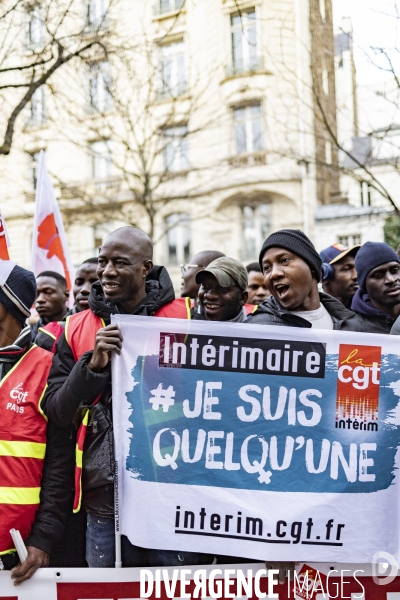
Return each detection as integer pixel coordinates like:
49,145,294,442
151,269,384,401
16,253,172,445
123,340,400,494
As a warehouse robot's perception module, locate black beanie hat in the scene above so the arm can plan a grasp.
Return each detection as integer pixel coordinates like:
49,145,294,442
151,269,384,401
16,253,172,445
259,229,323,282
0,264,36,325
355,241,400,292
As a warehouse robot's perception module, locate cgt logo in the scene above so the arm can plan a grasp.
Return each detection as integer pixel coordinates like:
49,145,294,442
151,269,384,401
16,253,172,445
338,348,381,390
336,344,381,430
10,383,28,404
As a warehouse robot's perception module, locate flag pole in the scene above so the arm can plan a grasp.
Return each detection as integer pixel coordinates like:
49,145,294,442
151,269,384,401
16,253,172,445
30,150,44,272
115,458,122,568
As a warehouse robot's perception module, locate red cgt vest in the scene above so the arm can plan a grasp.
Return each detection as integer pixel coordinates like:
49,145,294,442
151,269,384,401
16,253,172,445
0,345,52,555
38,321,66,353
65,299,190,511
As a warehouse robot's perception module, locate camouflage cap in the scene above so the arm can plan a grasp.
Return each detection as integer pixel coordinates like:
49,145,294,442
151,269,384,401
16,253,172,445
196,257,248,291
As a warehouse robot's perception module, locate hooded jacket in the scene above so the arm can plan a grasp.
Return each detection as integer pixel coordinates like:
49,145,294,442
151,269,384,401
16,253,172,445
42,266,176,518
247,292,367,331
351,288,395,334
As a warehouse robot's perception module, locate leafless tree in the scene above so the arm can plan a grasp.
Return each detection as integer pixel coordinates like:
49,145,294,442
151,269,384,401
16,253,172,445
0,0,117,156
47,31,223,241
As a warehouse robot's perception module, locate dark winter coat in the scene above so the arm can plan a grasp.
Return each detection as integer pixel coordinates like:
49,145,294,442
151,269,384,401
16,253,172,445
30,316,45,342
351,288,395,334
42,266,176,518
247,292,367,331
390,316,400,335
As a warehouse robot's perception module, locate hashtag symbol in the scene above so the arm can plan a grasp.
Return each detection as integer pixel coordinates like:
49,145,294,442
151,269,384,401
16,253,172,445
149,383,176,412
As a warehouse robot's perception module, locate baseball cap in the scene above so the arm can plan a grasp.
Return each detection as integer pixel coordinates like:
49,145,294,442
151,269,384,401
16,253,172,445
319,243,361,265
195,257,248,291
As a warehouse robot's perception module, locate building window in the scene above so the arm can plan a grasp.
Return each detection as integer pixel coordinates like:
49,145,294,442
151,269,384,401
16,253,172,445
155,0,185,16
230,9,260,75
338,234,361,247
29,151,41,190
360,181,372,207
86,0,108,30
27,7,44,48
89,61,111,112
160,41,186,98
164,125,189,172
29,87,46,126
233,104,263,155
90,140,112,180
241,204,271,260
166,213,190,265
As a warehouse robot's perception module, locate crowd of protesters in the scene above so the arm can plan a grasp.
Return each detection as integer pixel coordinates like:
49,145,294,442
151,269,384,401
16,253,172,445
2,226,400,584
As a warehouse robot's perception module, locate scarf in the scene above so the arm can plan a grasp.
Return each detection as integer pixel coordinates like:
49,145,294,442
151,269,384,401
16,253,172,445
0,325,32,380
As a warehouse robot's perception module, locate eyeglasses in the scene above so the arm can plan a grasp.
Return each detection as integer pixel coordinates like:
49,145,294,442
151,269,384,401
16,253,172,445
180,264,201,275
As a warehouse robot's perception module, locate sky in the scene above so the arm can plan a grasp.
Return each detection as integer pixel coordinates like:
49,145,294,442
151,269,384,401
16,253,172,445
333,0,399,81
332,0,400,131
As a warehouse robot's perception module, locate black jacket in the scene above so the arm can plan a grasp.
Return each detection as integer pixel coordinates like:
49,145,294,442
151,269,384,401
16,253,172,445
351,288,395,334
247,292,367,331
30,317,45,342
42,266,175,518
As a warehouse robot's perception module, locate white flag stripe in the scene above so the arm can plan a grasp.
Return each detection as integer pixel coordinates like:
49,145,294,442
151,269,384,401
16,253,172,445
0,260,17,285
0,209,10,246
31,151,75,306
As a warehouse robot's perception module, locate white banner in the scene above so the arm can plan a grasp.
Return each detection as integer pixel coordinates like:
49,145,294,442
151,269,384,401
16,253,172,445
111,316,400,564
30,150,75,305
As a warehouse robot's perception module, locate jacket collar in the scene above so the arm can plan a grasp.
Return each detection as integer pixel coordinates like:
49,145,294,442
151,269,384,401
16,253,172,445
255,292,356,328
351,288,393,322
0,324,31,363
88,265,175,321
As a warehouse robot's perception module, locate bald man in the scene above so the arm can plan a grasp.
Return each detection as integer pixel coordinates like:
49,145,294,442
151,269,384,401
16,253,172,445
181,250,225,299
42,227,209,570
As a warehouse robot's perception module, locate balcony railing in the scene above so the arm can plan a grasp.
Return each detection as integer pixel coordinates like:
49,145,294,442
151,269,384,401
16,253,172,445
84,15,109,33
226,56,265,78
228,151,267,168
154,0,185,16
157,81,187,100
25,115,47,129
59,175,123,199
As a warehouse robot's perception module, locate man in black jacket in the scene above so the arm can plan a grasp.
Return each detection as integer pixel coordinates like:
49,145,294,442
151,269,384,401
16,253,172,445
35,258,99,352
42,226,208,569
319,243,360,308
248,229,366,331
351,241,400,334
30,271,69,341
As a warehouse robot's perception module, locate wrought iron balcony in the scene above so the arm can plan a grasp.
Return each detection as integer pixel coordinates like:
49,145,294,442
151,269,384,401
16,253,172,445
226,56,265,78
